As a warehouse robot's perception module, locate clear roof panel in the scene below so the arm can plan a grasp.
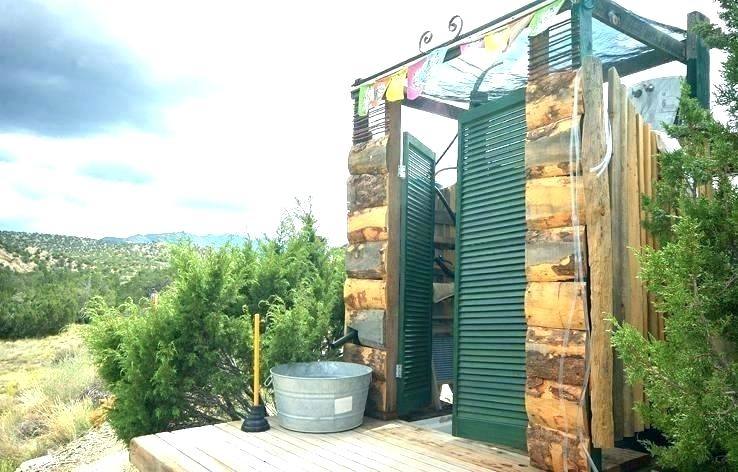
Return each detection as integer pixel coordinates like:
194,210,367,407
416,9,685,107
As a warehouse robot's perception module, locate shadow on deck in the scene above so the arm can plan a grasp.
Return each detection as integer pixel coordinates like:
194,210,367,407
130,417,648,471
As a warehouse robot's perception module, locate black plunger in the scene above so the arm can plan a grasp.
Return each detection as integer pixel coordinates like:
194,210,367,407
242,313,269,432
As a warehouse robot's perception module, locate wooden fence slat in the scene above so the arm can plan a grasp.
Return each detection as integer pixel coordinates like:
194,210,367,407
581,57,615,448
626,101,644,434
650,131,665,341
644,128,658,342
608,68,625,442
619,83,635,438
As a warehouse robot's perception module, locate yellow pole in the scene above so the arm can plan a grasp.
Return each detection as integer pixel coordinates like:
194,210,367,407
253,313,260,406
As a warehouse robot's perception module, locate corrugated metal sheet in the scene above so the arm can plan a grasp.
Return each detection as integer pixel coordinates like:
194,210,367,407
398,132,436,415
433,335,454,383
453,89,528,450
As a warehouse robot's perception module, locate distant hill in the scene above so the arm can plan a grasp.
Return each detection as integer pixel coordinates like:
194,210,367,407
100,232,247,248
0,230,166,279
0,230,249,278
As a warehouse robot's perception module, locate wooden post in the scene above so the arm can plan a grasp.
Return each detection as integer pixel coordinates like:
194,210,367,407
253,313,261,405
607,67,625,442
581,56,615,449
384,100,402,416
687,12,711,109
620,84,635,438
626,104,645,434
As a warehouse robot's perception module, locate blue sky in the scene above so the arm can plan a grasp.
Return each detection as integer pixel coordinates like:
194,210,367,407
0,0,724,243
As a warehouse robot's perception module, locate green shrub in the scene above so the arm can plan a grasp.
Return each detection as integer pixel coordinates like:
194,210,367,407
0,269,87,339
85,205,345,441
85,250,253,442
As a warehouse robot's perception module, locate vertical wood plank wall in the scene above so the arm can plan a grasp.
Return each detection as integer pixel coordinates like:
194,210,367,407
608,68,663,440
524,62,663,471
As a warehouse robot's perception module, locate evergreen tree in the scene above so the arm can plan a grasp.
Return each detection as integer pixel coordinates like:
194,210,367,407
610,2,738,469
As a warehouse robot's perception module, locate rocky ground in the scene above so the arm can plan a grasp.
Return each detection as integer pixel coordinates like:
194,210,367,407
17,423,135,472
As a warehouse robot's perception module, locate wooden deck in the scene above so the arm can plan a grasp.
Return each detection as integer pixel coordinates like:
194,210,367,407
130,417,649,472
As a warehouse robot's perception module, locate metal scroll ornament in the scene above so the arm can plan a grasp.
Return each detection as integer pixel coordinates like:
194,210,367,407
448,15,463,39
418,15,464,53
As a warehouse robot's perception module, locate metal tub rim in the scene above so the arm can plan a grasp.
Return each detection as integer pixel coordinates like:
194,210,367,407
270,361,372,381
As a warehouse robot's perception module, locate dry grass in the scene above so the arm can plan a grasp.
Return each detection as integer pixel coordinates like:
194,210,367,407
0,325,102,470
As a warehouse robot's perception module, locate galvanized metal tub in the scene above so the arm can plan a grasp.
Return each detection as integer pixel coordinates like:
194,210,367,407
270,361,372,433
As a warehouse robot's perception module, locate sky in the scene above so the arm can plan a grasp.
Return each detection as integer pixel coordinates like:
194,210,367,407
0,0,725,244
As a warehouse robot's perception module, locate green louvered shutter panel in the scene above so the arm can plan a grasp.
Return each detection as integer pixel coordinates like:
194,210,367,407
397,132,436,415
452,89,528,450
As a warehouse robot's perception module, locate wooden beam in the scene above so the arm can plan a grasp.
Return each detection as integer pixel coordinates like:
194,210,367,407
384,100,402,415
574,0,593,57
581,56,615,448
525,282,587,330
593,0,686,63
402,95,465,120
346,241,387,279
348,206,389,244
348,136,389,175
348,174,388,212
526,226,586,282
687,11,711,108
526,118,581,179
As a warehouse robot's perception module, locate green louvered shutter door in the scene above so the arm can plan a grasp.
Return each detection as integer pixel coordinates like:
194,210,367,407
452,89,528,450
397,132,436,416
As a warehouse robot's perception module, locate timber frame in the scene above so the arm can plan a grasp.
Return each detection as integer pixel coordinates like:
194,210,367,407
345,1,711,471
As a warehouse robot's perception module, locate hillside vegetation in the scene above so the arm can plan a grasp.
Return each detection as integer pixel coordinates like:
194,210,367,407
0,325,102,471
0,231,173,339
0,231,167,279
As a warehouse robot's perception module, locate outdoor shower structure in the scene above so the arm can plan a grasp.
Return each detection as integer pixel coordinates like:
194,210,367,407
342,0,711,471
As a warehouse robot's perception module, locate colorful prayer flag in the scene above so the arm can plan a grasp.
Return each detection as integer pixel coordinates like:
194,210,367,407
529,0,565,37
386,69,407,102
407,46,448,100
357,84,369,116
484,27,511,53
370,78,389,108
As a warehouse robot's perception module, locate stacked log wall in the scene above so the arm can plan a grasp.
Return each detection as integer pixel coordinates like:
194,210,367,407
524,69,590,471
344,135,395,417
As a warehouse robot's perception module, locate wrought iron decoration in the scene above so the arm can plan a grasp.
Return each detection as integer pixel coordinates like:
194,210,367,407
417,15,464,53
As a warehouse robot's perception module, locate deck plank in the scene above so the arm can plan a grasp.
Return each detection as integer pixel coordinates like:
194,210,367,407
158,429,253,472
132,416,649,472
213,423,330,472
253,421,402,472
265,419,451,472
309,424,456,472
351,428,473,472
359,426,494,472
196,425,284,471
366,422,533,472
386,421,534,470
133,417,543,472
130,434,210,472
222,421,385,472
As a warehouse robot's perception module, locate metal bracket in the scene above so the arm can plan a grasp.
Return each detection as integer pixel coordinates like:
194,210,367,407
398,164,407,179
395,364,403,378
